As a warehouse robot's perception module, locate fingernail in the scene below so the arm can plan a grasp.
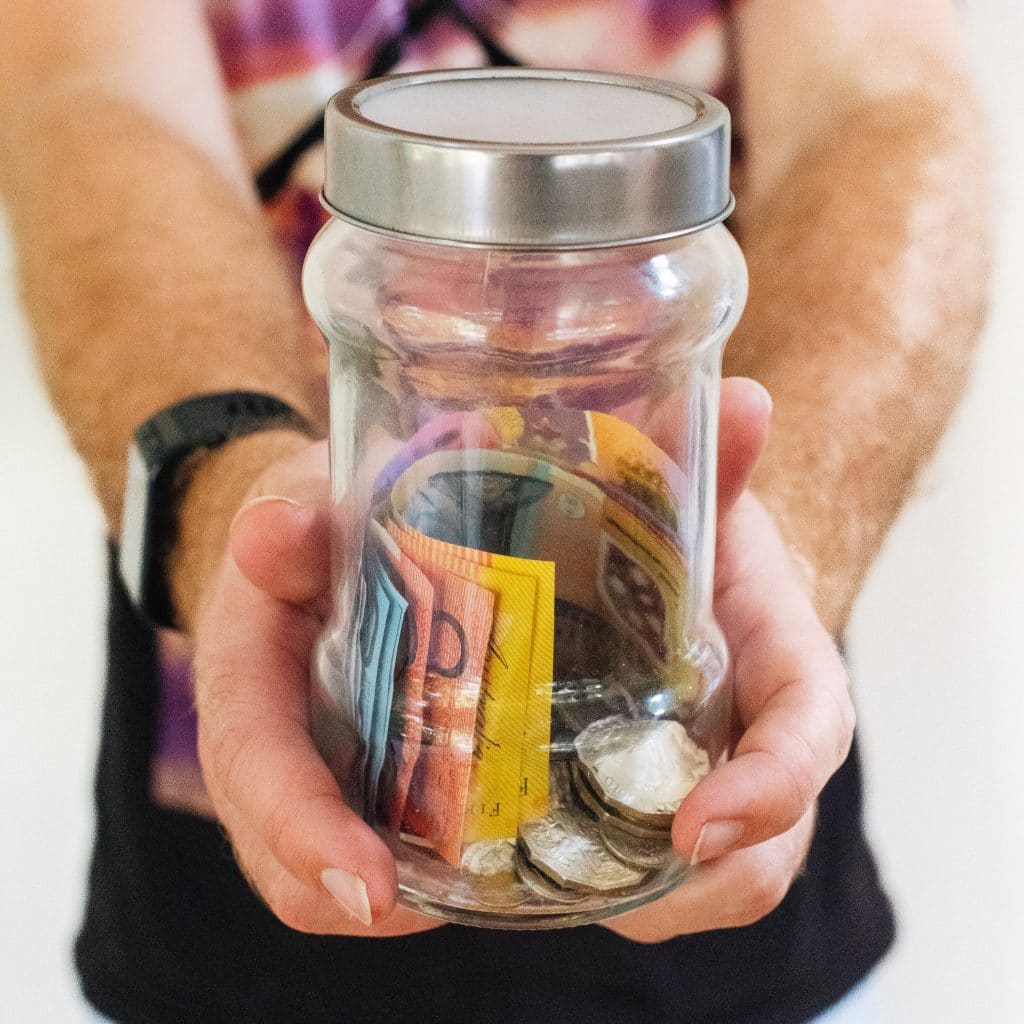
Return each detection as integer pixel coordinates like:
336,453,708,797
242,495,305,513
230,495,306,533
321,868,373,926
749,380,773,414
691,820,745,866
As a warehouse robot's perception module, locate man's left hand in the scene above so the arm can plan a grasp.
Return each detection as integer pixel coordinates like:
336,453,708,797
605,484,854,942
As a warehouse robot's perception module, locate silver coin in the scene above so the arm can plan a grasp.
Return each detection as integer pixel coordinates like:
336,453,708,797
513,846,588,904
576,761,675,830
460,840,529,909
518,808,648,895
569,761,671,840
575,715,710,828
599,821,675,870
549,759,575,809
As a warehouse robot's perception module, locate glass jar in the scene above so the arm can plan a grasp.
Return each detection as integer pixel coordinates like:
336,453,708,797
303,69,747,928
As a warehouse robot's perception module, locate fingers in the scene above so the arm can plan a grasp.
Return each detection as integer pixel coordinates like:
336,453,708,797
607,807,816,943
671,494,855,861
226,816,441,937
198,435,439,936
194,554,399,928
674,687,846,859
229,433,404,608
716,377,772,514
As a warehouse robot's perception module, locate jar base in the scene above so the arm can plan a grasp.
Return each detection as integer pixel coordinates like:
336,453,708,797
395,854,692,930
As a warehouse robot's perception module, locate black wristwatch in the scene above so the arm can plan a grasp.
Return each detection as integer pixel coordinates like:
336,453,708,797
119,391,313,629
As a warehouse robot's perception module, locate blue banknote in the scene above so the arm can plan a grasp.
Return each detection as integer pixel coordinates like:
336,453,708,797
357,539,408,821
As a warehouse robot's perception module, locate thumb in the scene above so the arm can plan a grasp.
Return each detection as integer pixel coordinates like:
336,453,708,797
230,495,332,606
229,440,332,606
717,377,772,514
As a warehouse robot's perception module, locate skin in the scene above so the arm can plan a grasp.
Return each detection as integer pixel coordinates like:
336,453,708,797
0,0,990,942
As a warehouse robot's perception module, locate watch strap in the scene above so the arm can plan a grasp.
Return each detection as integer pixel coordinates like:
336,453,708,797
120,391,314,629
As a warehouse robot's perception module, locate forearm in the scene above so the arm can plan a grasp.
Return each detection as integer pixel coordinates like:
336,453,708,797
0,6,325,630
726,82,992,631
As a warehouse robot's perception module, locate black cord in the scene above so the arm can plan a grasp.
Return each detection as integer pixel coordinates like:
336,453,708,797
438,0,522,69
254,0,520,203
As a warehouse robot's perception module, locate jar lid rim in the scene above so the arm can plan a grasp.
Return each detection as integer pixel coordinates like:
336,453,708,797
322,68,733,248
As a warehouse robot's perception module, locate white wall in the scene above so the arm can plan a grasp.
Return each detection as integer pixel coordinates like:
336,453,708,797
0,4,1021,1020
847,2,1024,1017
0,234,106,1020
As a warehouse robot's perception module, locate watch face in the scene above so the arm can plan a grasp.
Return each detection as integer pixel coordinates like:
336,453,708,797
119,443,150,609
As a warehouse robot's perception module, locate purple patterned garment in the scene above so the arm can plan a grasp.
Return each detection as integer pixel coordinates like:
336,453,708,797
153,0,733,814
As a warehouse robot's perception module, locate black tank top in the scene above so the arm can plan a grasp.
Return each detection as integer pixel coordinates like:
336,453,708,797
75,556,895,1023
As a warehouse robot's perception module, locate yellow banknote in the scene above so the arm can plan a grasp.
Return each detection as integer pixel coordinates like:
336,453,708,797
391,443,697,703
479,406,687,535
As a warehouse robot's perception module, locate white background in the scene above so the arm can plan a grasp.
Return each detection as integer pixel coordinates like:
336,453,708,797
1,5,1021,1021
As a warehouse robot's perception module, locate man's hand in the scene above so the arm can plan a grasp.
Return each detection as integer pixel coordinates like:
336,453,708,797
191,378,850,940
603,378,855,942
604,491,853,942
192,440,439,936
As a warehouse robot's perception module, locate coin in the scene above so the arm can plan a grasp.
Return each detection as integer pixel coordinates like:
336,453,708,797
575,715,710,828
518,808,648,895
569,760,670,840
549,759,575,808
513,846,588,904
599,821,675,870
460,840,529,909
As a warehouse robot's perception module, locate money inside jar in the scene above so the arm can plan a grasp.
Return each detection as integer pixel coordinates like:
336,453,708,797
575,715,711,828
598,822,675,870
518,808,648,895
350,407,718,916
460,840,529,909
568,759,673,839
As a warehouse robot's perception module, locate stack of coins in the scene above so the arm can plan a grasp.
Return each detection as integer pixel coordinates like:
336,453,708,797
473,715,712,903
569,715,709,872
575,715,710,827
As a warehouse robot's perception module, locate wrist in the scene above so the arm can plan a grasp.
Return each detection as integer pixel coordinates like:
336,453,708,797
168,428,314,633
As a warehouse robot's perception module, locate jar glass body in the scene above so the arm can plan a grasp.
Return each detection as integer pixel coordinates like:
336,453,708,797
302,219,747,928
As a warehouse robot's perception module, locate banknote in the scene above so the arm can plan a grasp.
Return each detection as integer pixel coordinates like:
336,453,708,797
480,406,686,536
392,459,553,557
389,445,698,702
389,518,555,835
352,551,382,819
379,404,687,540
372,411,502,504
370,521,435,831
396,549,495,865
391,521,534,843
357,540,408,821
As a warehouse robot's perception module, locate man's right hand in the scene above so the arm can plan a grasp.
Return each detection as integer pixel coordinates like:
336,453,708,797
192,439,441,936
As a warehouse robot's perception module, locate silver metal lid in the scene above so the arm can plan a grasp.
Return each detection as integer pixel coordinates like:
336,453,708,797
322,68,733,249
